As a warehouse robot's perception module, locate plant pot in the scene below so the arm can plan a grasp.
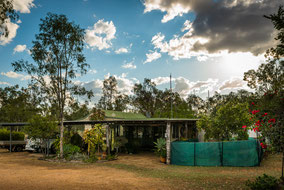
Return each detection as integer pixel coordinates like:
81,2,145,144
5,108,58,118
160,156,166,163
102,152,107,159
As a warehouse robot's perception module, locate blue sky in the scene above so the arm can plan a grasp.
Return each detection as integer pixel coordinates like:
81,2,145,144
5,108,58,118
0,0,280,100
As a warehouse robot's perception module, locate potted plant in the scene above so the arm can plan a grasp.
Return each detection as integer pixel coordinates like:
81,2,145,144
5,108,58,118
154,138,167,163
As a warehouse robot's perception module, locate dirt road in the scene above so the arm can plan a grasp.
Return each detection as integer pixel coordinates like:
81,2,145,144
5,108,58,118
0,149,167,190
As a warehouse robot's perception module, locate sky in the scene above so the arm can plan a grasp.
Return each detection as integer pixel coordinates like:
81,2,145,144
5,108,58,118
0,0,281,101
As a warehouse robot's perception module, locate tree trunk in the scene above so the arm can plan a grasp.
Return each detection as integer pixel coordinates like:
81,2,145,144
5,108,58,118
60,115,64,159
281,148,284,179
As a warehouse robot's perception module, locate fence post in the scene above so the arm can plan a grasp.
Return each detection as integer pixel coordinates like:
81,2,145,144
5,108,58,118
10,126,12,152
194,142,196,166
221,142,223,166
166,122,171,164
106,125,110,155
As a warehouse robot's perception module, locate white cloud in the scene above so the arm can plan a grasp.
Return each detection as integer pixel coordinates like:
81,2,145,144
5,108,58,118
1,71,23,78
143,0,191,23
1,71,30,80
152,76,171,85
144,51,161,64
114,73,137,95
150,26,210,61
174,77,218,98
13,0,35,13
85,19,116,50
144,0,278,55
13,44,27,53
82,79,103,96
0,19,19,45
122,60,136,69
115,47,128,54
219,77,247,91
88,69,97,74
0,81,10,85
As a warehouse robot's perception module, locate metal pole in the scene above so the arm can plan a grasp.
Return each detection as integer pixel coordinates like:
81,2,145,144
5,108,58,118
170,74,173,119
9,126,12,152
166,122,171,164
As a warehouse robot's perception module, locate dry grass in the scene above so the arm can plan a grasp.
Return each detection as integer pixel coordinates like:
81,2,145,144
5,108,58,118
0,149,282,190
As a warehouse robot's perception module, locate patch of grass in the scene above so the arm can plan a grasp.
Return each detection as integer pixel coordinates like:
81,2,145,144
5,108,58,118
101,153,282,190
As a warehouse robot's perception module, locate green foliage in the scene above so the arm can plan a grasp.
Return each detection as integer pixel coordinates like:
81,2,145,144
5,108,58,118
89,108,105,121
83,154,98,163
197,101,252,141
62,144,81,159
106,154,118,161
97,76,130,111
0,128,25,141
133,78,195,118
0,85,40,122
12,13,93,157
154,138,166,158
0,0,19,37
25,115,58,141
246,174,280,190
83,125,104,155
64,102,89,121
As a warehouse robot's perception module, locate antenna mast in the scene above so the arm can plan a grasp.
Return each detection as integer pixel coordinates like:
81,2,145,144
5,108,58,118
170,73,173,119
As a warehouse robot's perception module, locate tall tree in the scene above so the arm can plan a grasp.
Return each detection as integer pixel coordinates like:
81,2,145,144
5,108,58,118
0,0,18,38
244,6,284,178
12,13,93,158
98,76,118,110
0,85,39,122
132,78,160,117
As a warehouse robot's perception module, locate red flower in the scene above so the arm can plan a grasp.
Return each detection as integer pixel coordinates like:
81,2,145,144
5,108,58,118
268,118,276,123
252,110,260,115
255,120,261,126
242,125,247,131
251,102,255,105
253,127,259,132
262,113,268,117
260,143,267,149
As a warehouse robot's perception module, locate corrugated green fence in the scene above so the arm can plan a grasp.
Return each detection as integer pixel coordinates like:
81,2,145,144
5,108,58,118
171,139,261,167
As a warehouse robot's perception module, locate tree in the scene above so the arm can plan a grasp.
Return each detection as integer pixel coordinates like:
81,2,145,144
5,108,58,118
12,13,93,158
0,85,39,122
132,78,161,117
0,0,18,38
98,76,118,110
197,101,253,141
64,101,89,121
154,90,195,118
244,6,284,178
97,76,130,111
24,114,58,156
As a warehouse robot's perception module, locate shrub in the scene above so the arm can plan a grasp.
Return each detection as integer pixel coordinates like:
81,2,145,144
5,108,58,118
246,174,280,190
63,144,80,158
83,154,98,163
0,128,25,141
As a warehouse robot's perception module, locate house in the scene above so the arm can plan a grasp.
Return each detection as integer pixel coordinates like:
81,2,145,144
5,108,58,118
73,110,199,163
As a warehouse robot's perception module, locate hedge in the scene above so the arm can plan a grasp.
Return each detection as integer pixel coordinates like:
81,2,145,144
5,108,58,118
0,128,25,141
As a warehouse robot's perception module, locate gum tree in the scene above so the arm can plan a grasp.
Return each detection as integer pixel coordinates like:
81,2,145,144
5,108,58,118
244,6,284,178
12,13,93,158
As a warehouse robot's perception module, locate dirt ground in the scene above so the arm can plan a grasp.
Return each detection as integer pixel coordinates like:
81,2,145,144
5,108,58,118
0,149,173,190
0,149,282,190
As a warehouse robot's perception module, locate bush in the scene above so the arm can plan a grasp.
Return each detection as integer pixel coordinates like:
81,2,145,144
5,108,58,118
246,174,280,190
0,128,25,141
83,154,98,163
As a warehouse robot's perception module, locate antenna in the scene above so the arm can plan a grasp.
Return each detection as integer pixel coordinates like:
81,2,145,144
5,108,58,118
170,73,173,119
